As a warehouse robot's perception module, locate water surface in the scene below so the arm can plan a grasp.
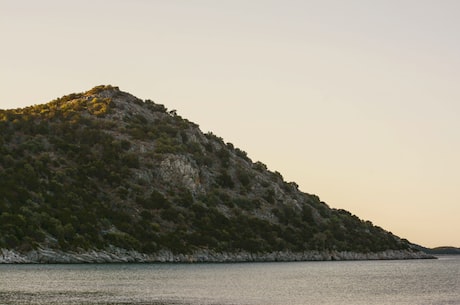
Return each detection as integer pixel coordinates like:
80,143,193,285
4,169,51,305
1,256,459,305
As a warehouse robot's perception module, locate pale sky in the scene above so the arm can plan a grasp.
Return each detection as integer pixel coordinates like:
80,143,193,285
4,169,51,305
1,0,459,248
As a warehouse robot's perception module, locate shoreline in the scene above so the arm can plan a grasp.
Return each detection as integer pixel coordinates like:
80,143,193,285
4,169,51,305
0,247,435,264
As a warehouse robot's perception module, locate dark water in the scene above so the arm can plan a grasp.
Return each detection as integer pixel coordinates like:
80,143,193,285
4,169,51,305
1,256,459,305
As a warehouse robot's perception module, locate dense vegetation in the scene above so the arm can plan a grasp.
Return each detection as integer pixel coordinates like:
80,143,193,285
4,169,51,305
0,85,412,255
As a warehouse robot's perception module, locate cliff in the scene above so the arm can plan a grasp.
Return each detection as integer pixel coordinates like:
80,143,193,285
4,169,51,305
0,85,432,262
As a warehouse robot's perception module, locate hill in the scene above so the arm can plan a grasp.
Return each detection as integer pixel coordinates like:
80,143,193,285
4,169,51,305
427,247,460,255
0,85,432,262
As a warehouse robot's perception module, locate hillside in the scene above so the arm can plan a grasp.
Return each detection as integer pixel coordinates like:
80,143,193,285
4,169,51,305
0,85,431,262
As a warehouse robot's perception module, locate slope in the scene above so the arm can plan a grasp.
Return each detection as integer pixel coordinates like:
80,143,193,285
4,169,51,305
0,85,430,262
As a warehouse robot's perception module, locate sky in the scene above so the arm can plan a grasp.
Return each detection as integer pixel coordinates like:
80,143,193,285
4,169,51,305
1,0,459,248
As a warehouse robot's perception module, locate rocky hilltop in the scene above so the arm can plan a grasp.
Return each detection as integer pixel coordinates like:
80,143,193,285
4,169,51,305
0,85,432,262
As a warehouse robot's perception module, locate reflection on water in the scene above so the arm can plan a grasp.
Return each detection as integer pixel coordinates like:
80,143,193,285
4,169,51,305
0,256,459,305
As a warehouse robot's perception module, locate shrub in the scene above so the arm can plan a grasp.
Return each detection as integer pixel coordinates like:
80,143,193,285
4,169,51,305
106,231,140,250
236,169,252,188
141,190,169,209
217,171,234,188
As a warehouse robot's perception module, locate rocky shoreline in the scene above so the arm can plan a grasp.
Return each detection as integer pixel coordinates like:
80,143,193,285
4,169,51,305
0,247,435,264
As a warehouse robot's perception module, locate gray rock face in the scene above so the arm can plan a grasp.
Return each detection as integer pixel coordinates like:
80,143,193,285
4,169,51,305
159,155,202,193
0,248,434,264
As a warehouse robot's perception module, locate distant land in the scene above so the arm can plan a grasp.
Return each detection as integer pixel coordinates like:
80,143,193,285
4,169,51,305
422,246,460,255
0,85,434,263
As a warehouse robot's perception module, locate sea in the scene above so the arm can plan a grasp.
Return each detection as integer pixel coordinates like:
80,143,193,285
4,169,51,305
0,256,459,305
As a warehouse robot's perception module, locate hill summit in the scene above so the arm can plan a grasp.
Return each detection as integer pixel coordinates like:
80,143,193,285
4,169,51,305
0,85,431,262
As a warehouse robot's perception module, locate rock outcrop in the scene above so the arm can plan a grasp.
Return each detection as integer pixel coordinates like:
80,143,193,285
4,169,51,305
0,247,434,264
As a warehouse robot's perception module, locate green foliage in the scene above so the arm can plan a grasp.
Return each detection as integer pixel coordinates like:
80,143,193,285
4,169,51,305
235,148,251,162
254,161,267,172
236,169,252,188
144,99,168,113
217,170,235,188
233,197,260,211
85,85,119,95
216,148,231,167
106,231,140,250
